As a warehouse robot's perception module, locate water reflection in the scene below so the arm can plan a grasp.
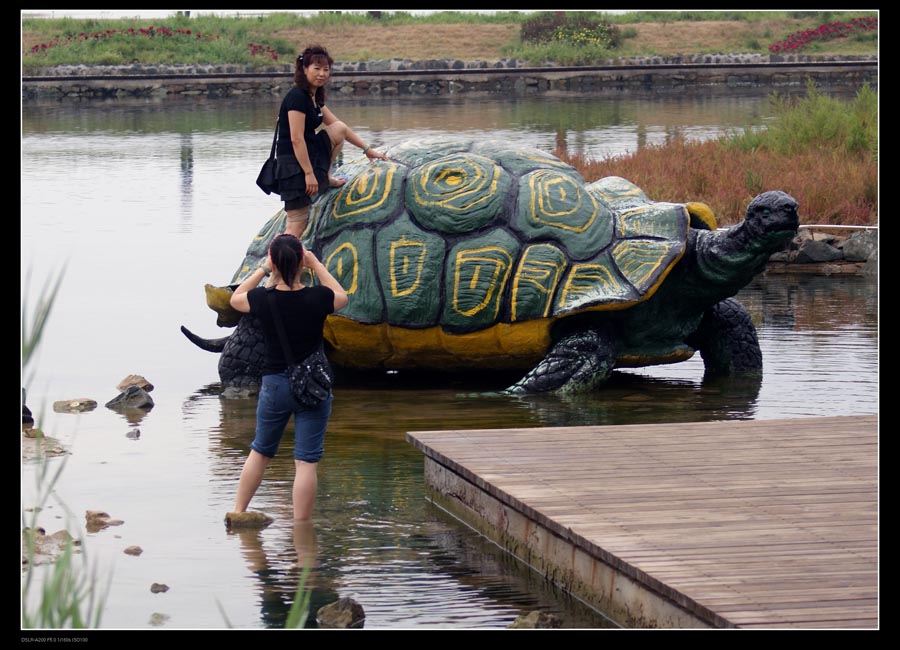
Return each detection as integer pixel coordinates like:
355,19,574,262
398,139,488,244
180,132,194,220
21,91,807,162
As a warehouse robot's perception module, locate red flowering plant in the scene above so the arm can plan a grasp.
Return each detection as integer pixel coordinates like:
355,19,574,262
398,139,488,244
27,25,214,54
247,42,279,61
768,17,878,54
25,24,282,65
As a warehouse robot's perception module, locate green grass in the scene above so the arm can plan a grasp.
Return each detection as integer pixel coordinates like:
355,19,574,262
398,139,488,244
726,80,877,159
22,10,879,68
502,41,619,66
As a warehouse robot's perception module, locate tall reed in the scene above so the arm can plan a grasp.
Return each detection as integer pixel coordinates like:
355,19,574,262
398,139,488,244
22,269,108,629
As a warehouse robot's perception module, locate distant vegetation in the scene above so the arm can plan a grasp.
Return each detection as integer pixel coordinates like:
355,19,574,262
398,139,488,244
560,82,878,226
22,10,878,68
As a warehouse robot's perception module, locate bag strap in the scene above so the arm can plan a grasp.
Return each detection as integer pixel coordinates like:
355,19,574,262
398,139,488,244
266,290,295,366
268,117,279,159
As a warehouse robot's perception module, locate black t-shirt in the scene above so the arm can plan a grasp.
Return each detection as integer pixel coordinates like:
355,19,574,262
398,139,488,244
276,86,324,157
247,285,335,375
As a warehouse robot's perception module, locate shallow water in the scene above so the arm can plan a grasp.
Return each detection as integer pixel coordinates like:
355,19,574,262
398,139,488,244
21,92,878,630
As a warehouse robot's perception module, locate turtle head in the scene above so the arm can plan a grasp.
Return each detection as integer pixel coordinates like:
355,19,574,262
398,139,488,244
740,190,799,250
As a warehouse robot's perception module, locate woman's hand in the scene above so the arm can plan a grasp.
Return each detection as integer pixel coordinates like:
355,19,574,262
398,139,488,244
365,147,389,162
302,248,321,269
305,171,319,196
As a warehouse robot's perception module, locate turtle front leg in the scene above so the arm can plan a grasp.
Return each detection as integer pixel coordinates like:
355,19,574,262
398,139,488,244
503,328,616,395
686,297,763,376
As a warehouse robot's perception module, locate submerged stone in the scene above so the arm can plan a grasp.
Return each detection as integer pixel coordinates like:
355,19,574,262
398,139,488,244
224,511,273,528
316,597,366,629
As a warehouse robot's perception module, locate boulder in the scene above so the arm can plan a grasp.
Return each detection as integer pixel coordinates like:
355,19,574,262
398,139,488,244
794,238,843,263
85,510,124,533
105,385,154,410
117,374,155,392
53,398,98,413
840,229,878,262
22,527,81,567
316,597,365,629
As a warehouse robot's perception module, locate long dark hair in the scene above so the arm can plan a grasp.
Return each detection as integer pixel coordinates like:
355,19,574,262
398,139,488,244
268,234,304,286
293,44,334,105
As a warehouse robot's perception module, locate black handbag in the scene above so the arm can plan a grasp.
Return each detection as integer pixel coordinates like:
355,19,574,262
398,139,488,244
256,118,279,195
267,291,334,407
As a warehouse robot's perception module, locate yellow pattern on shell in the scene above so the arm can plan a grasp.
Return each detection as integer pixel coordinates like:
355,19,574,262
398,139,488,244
389,236,428,298
617,204,685,240
511,244,567,321
324,242,359,294
528,172,598,233
451,245,514,319
612,239,681,292
332,165,397,219
411,156,500,212
557,262,633,311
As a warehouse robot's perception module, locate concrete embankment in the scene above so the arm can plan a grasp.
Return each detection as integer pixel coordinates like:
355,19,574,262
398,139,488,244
22,53,877,101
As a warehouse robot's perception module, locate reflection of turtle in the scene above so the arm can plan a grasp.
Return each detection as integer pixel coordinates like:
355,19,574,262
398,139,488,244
182,137,798,393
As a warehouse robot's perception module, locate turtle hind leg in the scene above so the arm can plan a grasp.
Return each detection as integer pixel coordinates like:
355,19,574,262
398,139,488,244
502,328,616,395
686,297,763,377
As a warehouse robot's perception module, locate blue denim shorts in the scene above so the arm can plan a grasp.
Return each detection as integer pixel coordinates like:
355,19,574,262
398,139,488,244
250,371,332,462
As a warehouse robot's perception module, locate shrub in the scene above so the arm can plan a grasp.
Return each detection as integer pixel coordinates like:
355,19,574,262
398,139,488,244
520,12,621,49
727,80,877,160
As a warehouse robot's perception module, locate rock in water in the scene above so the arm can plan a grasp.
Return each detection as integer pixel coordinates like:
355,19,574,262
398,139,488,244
316,597,366,629
224,511,273,528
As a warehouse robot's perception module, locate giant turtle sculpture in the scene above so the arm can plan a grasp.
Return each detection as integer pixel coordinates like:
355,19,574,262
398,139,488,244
181,136,798,394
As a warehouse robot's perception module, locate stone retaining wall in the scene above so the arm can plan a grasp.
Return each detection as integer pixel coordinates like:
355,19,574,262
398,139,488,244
22,54,877,101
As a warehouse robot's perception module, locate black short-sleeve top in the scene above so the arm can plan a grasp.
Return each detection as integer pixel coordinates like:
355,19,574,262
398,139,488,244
247,285,335,375
276,87,324,157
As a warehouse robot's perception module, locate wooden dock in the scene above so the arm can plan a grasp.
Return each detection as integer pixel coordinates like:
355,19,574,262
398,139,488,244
407,415,878,629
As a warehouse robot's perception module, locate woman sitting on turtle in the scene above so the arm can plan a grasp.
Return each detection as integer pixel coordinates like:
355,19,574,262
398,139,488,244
276,44,388,238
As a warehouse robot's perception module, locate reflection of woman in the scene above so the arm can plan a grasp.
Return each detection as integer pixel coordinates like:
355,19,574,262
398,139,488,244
230,522,320,628
227,234,348,522
276,44,388,238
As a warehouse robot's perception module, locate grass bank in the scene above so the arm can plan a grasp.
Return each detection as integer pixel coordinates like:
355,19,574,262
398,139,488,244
22,10,878,68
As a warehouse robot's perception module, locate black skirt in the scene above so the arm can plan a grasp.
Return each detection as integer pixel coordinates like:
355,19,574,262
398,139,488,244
275,129,332,204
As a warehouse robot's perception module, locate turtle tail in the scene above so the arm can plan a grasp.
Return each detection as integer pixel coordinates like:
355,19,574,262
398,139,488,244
180,325,229,353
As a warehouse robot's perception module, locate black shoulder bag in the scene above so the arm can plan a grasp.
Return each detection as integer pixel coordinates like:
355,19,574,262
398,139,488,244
266,291,334,407
256,118,279,195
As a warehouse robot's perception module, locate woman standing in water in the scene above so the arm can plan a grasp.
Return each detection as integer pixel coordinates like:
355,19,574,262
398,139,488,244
226,233,348,523
275,44,388,238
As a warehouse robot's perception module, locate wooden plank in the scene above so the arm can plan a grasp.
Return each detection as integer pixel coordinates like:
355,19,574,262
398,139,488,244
407,415,878,628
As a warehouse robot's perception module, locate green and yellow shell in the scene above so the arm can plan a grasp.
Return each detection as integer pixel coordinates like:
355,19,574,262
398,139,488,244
248,138,714,371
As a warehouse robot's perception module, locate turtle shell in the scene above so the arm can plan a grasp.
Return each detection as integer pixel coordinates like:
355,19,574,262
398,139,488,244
238,137,702,371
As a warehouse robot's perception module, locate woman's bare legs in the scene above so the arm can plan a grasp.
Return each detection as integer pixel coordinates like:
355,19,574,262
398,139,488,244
233,450,271,512
282,120,352,236
285,207,310,238
292,460,318,521
323,121,348,187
